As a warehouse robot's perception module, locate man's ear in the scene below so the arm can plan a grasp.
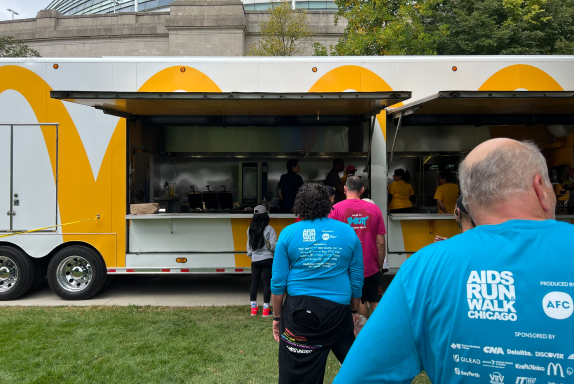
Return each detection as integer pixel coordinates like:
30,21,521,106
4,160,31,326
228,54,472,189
533,174,553,213
360,187,365,195
344,186,348,194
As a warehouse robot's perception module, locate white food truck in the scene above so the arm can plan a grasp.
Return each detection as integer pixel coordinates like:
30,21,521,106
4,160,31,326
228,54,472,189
1,56,573,300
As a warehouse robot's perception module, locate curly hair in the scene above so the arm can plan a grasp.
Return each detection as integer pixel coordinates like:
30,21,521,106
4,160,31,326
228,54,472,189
293,183,332,221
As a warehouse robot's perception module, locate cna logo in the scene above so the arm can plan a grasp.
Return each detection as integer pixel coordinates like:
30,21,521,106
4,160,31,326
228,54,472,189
515,378,536,384
453,354,460,362
484,346,505,354
547,362,565,378
489,372,504,384
542,292,573,320
302,229,315,242
467,270,517,321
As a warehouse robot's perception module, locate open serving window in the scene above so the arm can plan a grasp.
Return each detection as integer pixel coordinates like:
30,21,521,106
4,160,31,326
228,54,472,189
52,90,410,215
384,91,574,258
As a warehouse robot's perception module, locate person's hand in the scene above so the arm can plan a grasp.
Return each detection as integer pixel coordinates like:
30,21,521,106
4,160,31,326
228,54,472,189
434,235,448,243
352,314,367,337
273,320,280,342
266,240,271,250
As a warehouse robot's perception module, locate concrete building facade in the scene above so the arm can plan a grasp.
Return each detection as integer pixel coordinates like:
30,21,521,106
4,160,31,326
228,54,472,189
0,0,345,57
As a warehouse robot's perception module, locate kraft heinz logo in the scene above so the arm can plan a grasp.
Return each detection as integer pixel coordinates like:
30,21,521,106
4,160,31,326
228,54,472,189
467,271,517,321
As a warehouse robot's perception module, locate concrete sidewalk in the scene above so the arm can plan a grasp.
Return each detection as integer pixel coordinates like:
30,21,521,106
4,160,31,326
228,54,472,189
0,273,395,307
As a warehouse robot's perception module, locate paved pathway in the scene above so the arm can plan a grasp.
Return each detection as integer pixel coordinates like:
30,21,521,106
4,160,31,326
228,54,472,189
0,273,395,307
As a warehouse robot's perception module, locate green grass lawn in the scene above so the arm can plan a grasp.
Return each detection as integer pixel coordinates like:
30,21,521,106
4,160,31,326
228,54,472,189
0,306,431,384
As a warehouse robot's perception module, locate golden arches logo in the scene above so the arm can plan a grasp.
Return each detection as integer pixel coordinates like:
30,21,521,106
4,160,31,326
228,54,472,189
308,65,397,141
479,64,563,91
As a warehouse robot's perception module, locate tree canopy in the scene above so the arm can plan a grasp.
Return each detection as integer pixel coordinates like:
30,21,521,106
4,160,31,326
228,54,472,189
250,1,313,56
0,36,40,58
323,0,574,55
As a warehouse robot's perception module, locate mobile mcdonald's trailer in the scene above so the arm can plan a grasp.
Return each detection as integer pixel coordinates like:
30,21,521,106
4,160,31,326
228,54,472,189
1,57,573,301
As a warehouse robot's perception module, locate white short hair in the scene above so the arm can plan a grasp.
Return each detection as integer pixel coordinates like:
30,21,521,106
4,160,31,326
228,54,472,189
459,140,550,209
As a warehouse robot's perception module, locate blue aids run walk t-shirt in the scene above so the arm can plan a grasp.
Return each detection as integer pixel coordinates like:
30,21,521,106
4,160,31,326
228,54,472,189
335,220,574,384
271,217,364,305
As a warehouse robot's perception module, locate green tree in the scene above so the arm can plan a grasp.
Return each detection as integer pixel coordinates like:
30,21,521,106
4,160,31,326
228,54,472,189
250,1,313,56
0,36,40,58
331,0,574,56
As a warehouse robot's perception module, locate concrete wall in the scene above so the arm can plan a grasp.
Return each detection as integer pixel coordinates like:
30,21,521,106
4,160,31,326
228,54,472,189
0,0,345,57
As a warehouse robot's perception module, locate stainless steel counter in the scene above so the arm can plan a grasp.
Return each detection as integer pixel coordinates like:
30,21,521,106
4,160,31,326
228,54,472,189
126,213,296,220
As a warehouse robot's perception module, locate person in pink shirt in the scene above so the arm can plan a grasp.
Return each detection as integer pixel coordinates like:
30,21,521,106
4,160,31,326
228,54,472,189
329,176,386,318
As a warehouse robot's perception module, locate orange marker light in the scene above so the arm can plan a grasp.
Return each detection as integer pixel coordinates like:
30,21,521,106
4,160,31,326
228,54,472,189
53,64,59,69
452,66,458,72
180,67,186,72
176,258,187,263
312,67,318,72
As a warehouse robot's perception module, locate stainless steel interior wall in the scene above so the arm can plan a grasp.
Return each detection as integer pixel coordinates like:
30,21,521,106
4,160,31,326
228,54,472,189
164,125,359,153
153,157,368,203
387,125,490,153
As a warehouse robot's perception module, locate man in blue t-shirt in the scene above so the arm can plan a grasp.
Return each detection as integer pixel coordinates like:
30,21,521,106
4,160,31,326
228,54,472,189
271,183,363,384
336,139,574,384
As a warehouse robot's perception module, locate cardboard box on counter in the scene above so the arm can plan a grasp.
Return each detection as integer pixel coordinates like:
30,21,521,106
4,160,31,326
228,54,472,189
130,203,160,215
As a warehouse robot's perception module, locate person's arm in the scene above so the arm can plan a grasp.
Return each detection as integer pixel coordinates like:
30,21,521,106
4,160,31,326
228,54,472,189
278,189,283,201
436,199,447,214
267,227,278,252
246,229,252,257
376,234,386,270
334,272,422,384
349,235,364,301
335,181,344,194
271,234,290,341
272,293,285,341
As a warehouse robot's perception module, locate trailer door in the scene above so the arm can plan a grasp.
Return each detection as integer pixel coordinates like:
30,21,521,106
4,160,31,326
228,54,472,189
10,125,58,231
0,125,10,231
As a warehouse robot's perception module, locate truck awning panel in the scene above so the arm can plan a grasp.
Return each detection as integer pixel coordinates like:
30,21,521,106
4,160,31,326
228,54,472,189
387,91,574,126
50,91,411,119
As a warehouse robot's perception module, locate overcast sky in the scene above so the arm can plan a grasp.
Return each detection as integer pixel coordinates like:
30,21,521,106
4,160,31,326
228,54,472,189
0,0,51,21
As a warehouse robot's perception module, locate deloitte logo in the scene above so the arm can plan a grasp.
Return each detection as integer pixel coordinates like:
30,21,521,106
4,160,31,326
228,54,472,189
542,292,573,319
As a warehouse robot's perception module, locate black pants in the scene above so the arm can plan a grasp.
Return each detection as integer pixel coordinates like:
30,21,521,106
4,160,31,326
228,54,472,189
278,295,355,384
250,258,273,303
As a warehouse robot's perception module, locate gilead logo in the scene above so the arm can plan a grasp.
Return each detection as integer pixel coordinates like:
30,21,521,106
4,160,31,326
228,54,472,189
467,271,517,321
542,292,573,320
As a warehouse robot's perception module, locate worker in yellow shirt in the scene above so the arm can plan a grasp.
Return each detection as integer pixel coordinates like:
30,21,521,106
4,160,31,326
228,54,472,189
434,171,459,214
388,169,414,213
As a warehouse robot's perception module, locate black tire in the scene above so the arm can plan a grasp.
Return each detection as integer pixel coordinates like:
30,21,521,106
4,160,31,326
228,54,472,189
101,274,114,292
47,245,107,300
0,246,35,300
28,257,49,293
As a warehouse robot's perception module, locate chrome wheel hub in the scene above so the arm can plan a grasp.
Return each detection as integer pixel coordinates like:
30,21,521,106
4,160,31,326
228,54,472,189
56,256,93,292
0,256,18,292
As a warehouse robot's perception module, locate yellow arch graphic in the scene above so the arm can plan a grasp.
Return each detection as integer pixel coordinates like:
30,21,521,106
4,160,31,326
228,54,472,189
308,65,396,141
479,64,563,91
0,65,223,267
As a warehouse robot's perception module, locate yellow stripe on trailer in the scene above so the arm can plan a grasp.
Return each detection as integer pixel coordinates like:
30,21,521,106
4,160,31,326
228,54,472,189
0,215,100,238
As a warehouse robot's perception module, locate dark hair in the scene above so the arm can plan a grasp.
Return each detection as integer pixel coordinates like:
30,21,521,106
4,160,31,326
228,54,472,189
286,159,299,173
333,158,344,167
394,168,411,183
248,213,269,251
346,175,363,193
439,171,453,183
293,183,332,221
323,185,335,197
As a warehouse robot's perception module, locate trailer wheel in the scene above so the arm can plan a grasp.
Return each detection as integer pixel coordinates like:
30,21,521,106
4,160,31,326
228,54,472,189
47,246,106,300
0,246,35,300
